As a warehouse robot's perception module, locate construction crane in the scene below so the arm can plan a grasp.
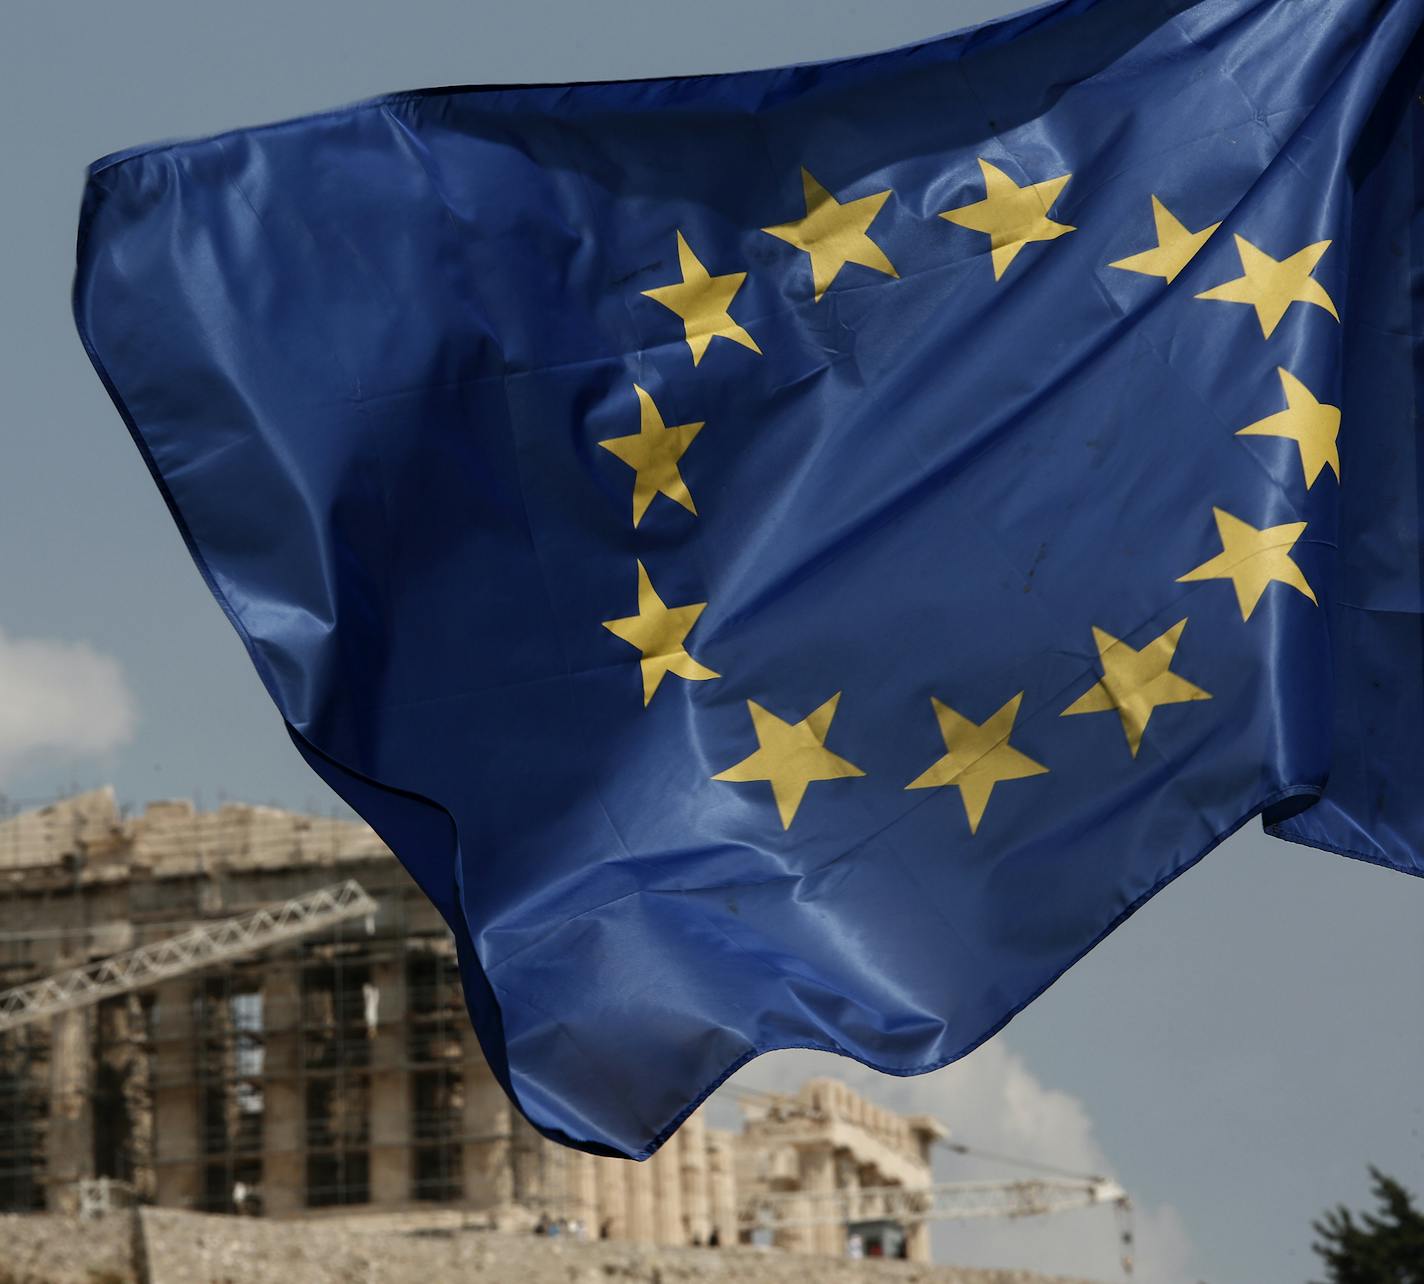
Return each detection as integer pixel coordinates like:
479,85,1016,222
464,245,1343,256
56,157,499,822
0,878,377,1032
741,1174,1129,1227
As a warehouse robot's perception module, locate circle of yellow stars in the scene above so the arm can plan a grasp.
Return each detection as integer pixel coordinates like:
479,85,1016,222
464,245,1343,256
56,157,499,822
593,155,1338,834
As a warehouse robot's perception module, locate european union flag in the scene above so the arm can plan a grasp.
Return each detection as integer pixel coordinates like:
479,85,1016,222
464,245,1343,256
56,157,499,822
74,0,1424,1159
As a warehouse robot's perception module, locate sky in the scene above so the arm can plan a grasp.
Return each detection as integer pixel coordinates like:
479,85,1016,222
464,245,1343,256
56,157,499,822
2,2,1422,1281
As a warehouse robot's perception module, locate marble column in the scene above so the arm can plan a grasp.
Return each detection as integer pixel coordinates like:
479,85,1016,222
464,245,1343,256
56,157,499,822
367,959,410,1205
460,1028,512,1208
508,1115,544,1206
773,1193,814,1256
905,1216,932,1263
651,1130,685,1245
799,1142,841,1257
594,1153,628,1239
45,1007,93,1212
705,1130,738,1246
679,1113,711,1244
570,1151,599,1236
152,980,200,1210
624,1155,657,1244
260,968,304,1215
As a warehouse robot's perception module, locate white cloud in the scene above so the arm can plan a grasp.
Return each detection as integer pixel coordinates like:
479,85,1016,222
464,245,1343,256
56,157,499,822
0,629,137,780
718,1038,1195,1283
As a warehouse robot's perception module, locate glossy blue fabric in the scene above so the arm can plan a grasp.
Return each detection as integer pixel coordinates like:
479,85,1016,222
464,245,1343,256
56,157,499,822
74,0,1423,1159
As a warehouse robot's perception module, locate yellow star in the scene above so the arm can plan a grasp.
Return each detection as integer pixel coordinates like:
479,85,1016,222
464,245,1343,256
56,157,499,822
1195,234,1338,338
1177,507,1317,620
1061,621,1211,757
905,692,1047,835
762,168,897,302
641,231,762,367
939,158,1074,280
713,692,865,829
1108,196,1220,283
597,385,703,528
602,561,719,706
1235,367,1340,487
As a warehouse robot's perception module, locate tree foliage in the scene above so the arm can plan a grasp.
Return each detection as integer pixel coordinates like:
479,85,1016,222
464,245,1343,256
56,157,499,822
1312,1166,1424,1284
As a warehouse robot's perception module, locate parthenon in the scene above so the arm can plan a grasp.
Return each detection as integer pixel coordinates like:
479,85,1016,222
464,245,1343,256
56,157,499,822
0,789,945,1261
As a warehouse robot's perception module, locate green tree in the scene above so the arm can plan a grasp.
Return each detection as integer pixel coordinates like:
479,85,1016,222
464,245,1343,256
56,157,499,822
1312,1167,1424,1284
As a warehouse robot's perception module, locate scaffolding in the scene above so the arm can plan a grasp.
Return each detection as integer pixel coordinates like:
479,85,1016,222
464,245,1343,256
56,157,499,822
147,894,488,1215
0,856,511,1217
0,1019,48,1210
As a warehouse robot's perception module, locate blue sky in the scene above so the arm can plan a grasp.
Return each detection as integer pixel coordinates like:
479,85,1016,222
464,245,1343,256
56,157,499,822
2,2,1421,1280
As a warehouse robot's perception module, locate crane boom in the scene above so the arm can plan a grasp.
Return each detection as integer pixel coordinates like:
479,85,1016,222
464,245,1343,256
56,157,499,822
0,879,377,1032
742,1176,1129,1228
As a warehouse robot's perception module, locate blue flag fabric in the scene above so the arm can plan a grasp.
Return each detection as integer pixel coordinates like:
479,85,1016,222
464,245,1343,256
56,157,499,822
75,0,1423,1159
